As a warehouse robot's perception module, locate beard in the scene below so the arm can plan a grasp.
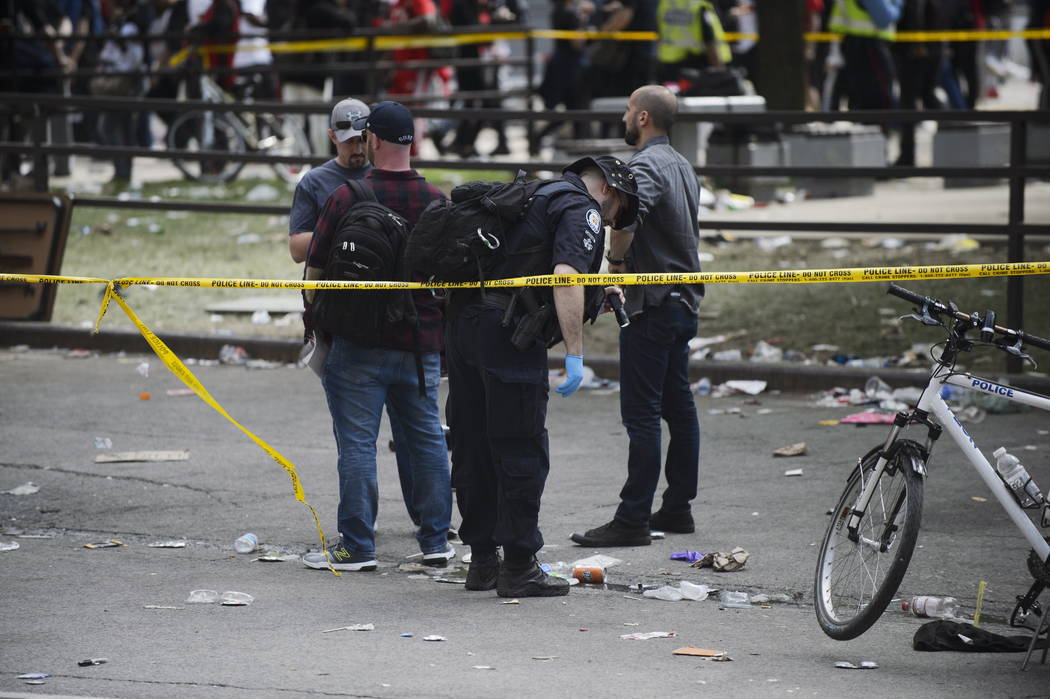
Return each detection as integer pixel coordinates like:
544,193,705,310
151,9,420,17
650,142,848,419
624,121,640,146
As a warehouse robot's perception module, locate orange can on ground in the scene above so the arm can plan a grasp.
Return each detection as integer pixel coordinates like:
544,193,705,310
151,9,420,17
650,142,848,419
573,566,605,584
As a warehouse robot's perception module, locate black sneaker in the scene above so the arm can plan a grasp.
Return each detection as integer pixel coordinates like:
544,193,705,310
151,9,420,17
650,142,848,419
649,509,695,534
497,559,570,598
570,519,651,547
465,552,501,591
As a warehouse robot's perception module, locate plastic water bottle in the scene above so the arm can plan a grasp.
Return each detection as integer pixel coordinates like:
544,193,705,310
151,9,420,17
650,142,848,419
234,533,258,554
993,448,1043,508
902,595,959,619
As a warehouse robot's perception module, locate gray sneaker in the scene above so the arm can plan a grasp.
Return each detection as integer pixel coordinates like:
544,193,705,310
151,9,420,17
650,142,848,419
302,542,377,571
421,543,456,567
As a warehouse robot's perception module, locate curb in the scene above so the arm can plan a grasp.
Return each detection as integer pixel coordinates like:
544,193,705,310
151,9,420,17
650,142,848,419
3,320,1048,394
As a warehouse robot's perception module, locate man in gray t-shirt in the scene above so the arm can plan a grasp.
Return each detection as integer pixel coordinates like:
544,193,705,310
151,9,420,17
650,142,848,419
287,98,372,262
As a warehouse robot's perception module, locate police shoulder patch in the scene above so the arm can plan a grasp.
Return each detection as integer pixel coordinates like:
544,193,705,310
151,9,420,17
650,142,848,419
586,209,601,234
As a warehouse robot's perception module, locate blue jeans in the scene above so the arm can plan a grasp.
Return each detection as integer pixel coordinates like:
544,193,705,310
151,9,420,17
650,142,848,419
615,300,701,524
322,338,451,557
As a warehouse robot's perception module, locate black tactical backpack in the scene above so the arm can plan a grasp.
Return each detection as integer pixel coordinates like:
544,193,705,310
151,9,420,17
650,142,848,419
309,179,416,347
405,170,574,284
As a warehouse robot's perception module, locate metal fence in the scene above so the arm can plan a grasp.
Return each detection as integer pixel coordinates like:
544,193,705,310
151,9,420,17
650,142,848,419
2,47,1049,370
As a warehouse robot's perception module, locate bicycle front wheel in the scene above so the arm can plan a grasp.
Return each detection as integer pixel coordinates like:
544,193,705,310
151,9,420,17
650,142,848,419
814,441,925,640
167,110,247,183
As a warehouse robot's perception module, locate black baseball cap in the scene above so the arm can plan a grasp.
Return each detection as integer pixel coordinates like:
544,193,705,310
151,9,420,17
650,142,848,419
564,155,639,229
351,101,415,145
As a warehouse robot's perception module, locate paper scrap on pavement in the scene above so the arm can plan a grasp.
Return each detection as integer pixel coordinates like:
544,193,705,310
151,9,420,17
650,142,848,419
4,482,39,495
673,647,726,658
724,380,767,395
95,451,190,463
620,631,677,640
773,442,807,457
839,411,896,424
322,623,375,633
784,468,804,477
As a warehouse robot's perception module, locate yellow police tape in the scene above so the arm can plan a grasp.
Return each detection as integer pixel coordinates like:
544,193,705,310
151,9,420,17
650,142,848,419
5,259,1048,571
6,260,1043,292
98,281,337,575
170,26,1050,66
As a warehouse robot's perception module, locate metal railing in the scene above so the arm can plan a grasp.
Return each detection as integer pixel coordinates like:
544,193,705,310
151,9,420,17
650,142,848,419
2,94,1048,369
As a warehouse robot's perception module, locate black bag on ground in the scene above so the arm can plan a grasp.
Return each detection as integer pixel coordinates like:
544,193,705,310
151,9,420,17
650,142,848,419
913,619,1046,652
405,170,567,284
309,180,416,347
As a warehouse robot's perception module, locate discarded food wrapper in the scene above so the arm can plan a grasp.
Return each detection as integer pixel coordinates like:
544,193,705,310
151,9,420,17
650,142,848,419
95,450,190,463
17,673,51,680
673,647,727,658
572,554,622,569
148,540,187,548
1,541,20,552
724,380,767,395
77,658,110,667
423,635,447,642
136,361,150,378
783,468,804,477
773,442,807,457
691,547,750,572
718,590,753,609
186,589,221,604
94,437,113,449
620,631,677,640
84,539,125,549
400,632,414,637
501,599,520,605
220,591,254,606
4,482,40,496
840,411,896,425
671,551,705,564
679,581,713,601
472,665,495,670
322,623,375,633
643,582,712,602
644,585,684,602
166,388,196,397
254,553,300,562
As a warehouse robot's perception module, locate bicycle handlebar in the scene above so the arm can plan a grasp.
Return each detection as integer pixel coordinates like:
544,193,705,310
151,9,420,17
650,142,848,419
887,283,1050,353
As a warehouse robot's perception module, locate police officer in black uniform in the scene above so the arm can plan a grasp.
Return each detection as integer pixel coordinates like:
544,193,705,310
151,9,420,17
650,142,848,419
446,156,640,598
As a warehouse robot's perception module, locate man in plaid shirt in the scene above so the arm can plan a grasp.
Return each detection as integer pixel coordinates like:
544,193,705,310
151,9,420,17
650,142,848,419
301,102,454,572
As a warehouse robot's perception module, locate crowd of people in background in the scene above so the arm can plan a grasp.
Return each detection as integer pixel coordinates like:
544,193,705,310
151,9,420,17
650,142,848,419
2,0,1049,184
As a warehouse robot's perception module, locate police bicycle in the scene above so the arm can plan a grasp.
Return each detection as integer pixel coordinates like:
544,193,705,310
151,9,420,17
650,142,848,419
813,283,1050,667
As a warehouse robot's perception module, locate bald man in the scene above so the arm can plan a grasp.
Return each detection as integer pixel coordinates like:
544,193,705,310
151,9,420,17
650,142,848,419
572,85,704,547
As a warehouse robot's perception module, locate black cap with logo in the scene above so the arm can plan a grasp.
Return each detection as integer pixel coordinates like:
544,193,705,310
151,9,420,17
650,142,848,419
563,155,639,229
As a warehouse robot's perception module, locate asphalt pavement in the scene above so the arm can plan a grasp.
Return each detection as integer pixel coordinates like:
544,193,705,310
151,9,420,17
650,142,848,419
1,344,1048,698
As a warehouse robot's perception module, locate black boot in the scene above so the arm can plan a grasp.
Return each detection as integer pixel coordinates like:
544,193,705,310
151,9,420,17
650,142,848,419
570,518,651,547
649,509,695,534
465,552,501,591
497,558,569,598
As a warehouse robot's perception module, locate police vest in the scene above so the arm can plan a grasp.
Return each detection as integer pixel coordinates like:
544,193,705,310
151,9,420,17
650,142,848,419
828,0,895,40
657,0,732,65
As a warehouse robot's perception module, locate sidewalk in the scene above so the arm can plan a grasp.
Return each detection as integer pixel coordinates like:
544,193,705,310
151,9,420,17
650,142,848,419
1,345,1048,697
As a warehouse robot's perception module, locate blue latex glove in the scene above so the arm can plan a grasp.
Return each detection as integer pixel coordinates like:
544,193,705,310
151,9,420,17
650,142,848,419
556,354,584,397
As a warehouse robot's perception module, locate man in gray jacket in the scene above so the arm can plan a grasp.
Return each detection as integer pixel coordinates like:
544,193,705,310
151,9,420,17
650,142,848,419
572,84,703,547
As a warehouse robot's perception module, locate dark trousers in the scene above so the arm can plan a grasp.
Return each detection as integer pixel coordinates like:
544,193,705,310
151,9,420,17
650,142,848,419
840,35,898,111
447,306,550,562
615,301,700,524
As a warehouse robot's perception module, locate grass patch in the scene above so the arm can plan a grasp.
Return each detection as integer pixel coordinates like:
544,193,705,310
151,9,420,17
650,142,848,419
55,174,1050,366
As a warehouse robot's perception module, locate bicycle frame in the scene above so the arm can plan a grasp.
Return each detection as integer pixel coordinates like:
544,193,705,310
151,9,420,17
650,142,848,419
847,364,1050,564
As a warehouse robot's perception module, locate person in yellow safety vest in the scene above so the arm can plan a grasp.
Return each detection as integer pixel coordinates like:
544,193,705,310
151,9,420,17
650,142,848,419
656,0,732,82
827,0,902,111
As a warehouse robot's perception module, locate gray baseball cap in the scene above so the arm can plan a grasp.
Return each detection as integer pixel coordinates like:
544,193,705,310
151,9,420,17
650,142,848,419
330,98,369,142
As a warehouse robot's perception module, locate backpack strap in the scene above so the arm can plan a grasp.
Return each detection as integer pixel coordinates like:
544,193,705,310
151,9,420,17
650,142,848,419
344,177,377,204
